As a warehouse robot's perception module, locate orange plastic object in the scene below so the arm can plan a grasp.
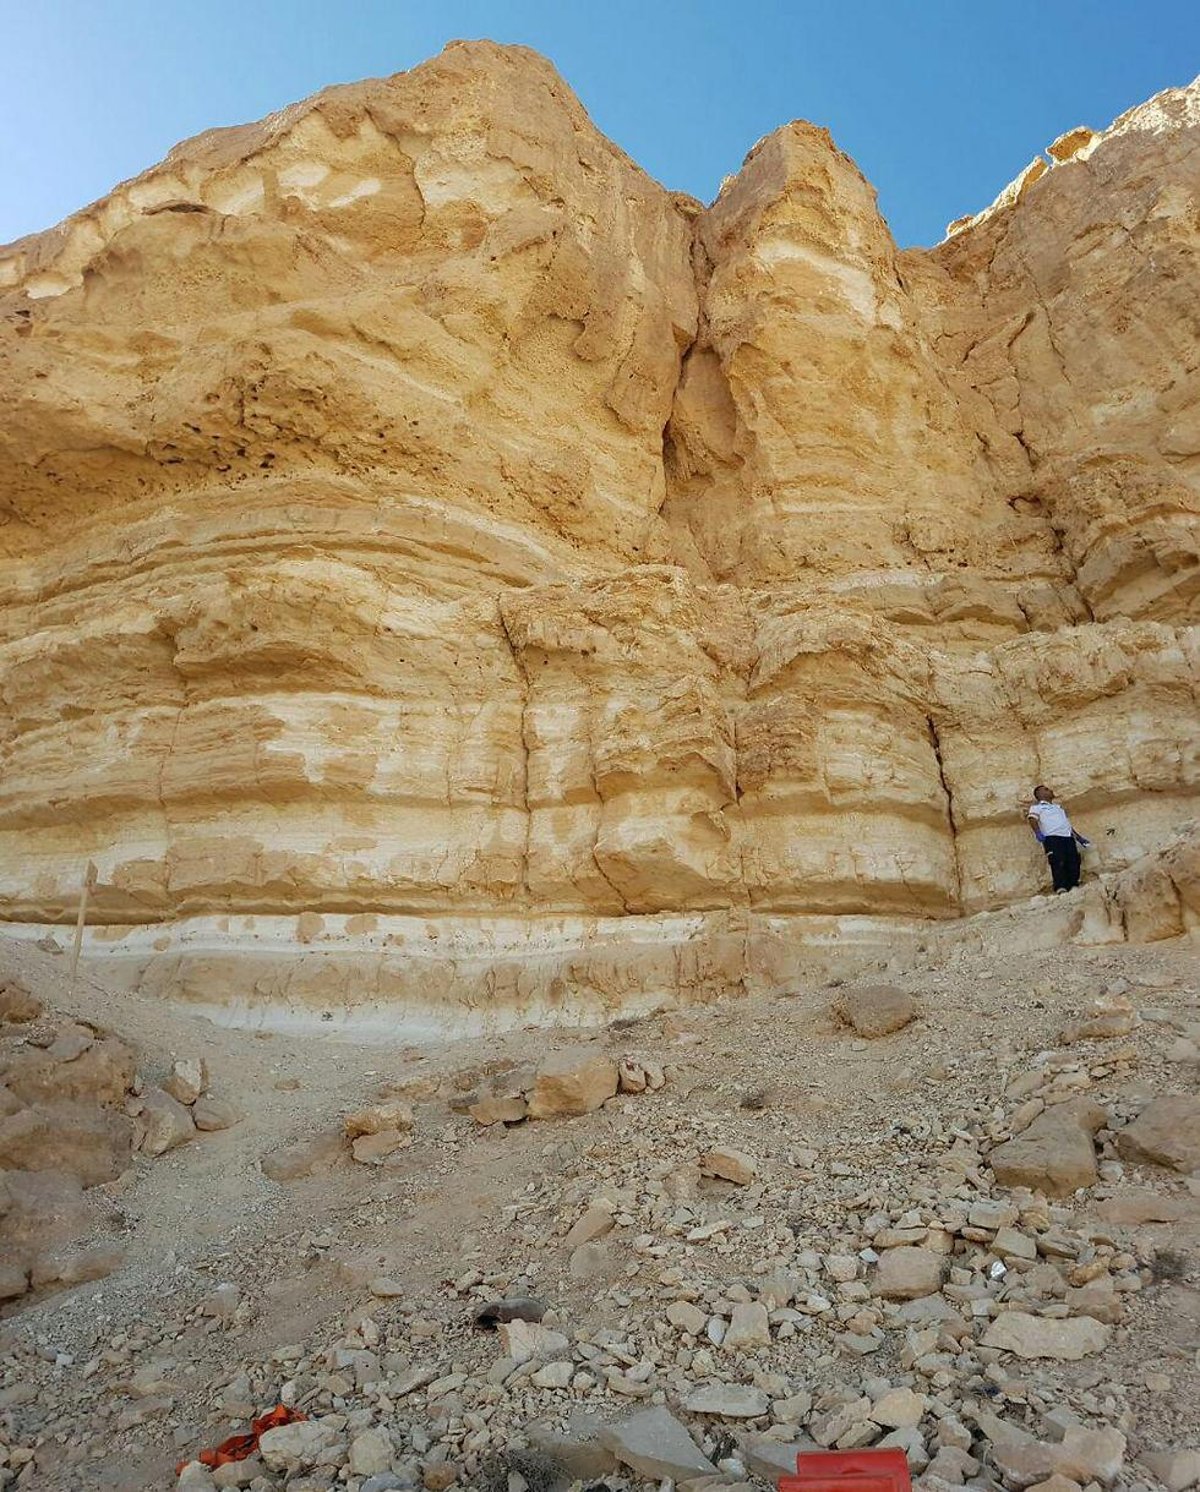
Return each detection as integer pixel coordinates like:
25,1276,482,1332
175,1404,307,1474
779,1448,913,1492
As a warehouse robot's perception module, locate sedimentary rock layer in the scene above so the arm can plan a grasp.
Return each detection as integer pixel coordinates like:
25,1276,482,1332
1,44,1197,1015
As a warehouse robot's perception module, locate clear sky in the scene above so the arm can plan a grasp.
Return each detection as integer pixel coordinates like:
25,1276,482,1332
3,0,1198,248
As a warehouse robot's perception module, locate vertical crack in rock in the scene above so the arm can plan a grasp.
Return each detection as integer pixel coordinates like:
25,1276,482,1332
496,598,532,905
926,714,963,911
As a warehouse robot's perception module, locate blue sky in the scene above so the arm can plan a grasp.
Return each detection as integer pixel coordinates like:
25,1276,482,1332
3,0,1197,247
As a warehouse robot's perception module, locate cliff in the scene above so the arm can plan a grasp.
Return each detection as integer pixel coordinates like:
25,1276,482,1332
1,43,1196,1024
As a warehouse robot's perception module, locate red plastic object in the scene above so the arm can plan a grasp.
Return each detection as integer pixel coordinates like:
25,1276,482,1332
779,1448,913,1492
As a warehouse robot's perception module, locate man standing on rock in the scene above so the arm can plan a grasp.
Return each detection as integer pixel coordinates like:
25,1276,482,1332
1027,785,1088,894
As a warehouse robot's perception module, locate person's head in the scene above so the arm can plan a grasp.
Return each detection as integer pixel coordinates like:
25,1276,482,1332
1033,785,1055,802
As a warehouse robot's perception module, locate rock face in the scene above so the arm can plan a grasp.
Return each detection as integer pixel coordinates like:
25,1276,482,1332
1,43,1197,1022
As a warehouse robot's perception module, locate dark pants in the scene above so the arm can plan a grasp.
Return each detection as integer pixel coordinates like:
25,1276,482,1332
1044,834,1081,892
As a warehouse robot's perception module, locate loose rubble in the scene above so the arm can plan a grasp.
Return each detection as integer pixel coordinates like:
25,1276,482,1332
0,980,231,1308
0,934,1196,1492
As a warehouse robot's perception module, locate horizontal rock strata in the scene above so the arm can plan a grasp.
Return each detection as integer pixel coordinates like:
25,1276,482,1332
1,44,1197,1019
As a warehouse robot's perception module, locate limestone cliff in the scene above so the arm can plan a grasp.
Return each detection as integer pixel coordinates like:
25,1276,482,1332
0,43,1196,1024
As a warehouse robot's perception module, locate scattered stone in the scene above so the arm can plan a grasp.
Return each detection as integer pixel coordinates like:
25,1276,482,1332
213,1458,262,1489
525,1048,618,1119
700,1146,757,1185
834,985,916,1038
1061,996,1139,1042
562,1203,614,1249
527,1411,618,1480
618,1055,666,1093
667,1300,708,1335
599,1407,717,1482
261,1131,344,1181
969,1199,1019,1230
870,1388,926,1429
193,1095,239,1131
177,1463,216,1491
163,1057,208,1105
1116,1095,1200,1173
139,1087,197,1156
723,1301,771,1349
422,1461,460,1491
772,1392,813,1425
258,1419,343,1472
742,1439,822,1482
928,1447,981,1482
349,1428,394,1477
989,1437,1058,1488
684,1384,771,1417
351,1129,412,1165
1095,1191,1191,1224
1054,1426,1126,1486
468,1094,528,1126
759,1270,797,1308
882,1430,929,1472
530,1359,573,1389
812,1397,877,1449
982,1310,1111,1360
1140,1449,1200,1492
344,1099,415,1138
993,1226,1038,1260
29,1241,124,1289
872,1247,946,1300
497,1319,569,1365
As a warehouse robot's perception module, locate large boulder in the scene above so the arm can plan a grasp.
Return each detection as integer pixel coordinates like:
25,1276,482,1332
1,1032,137,1107
0,1168,90,1251
834,985,916,1038
1116,1095,1200,1174
989,1097,1107,1197
526,1048,618,1119
0,1100,134,1185
0,983,43,1024
30,1240,125,1290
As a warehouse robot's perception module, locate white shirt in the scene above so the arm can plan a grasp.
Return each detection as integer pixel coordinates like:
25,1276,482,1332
1028,800,1072,838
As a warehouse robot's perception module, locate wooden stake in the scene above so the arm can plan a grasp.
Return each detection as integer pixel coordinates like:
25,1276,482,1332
69,861,98,993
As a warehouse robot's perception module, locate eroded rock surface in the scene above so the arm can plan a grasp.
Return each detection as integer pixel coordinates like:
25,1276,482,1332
1,43,1197,1019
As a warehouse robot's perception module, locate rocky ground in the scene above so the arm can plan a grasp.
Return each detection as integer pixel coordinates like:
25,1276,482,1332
0,909,1198,1492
